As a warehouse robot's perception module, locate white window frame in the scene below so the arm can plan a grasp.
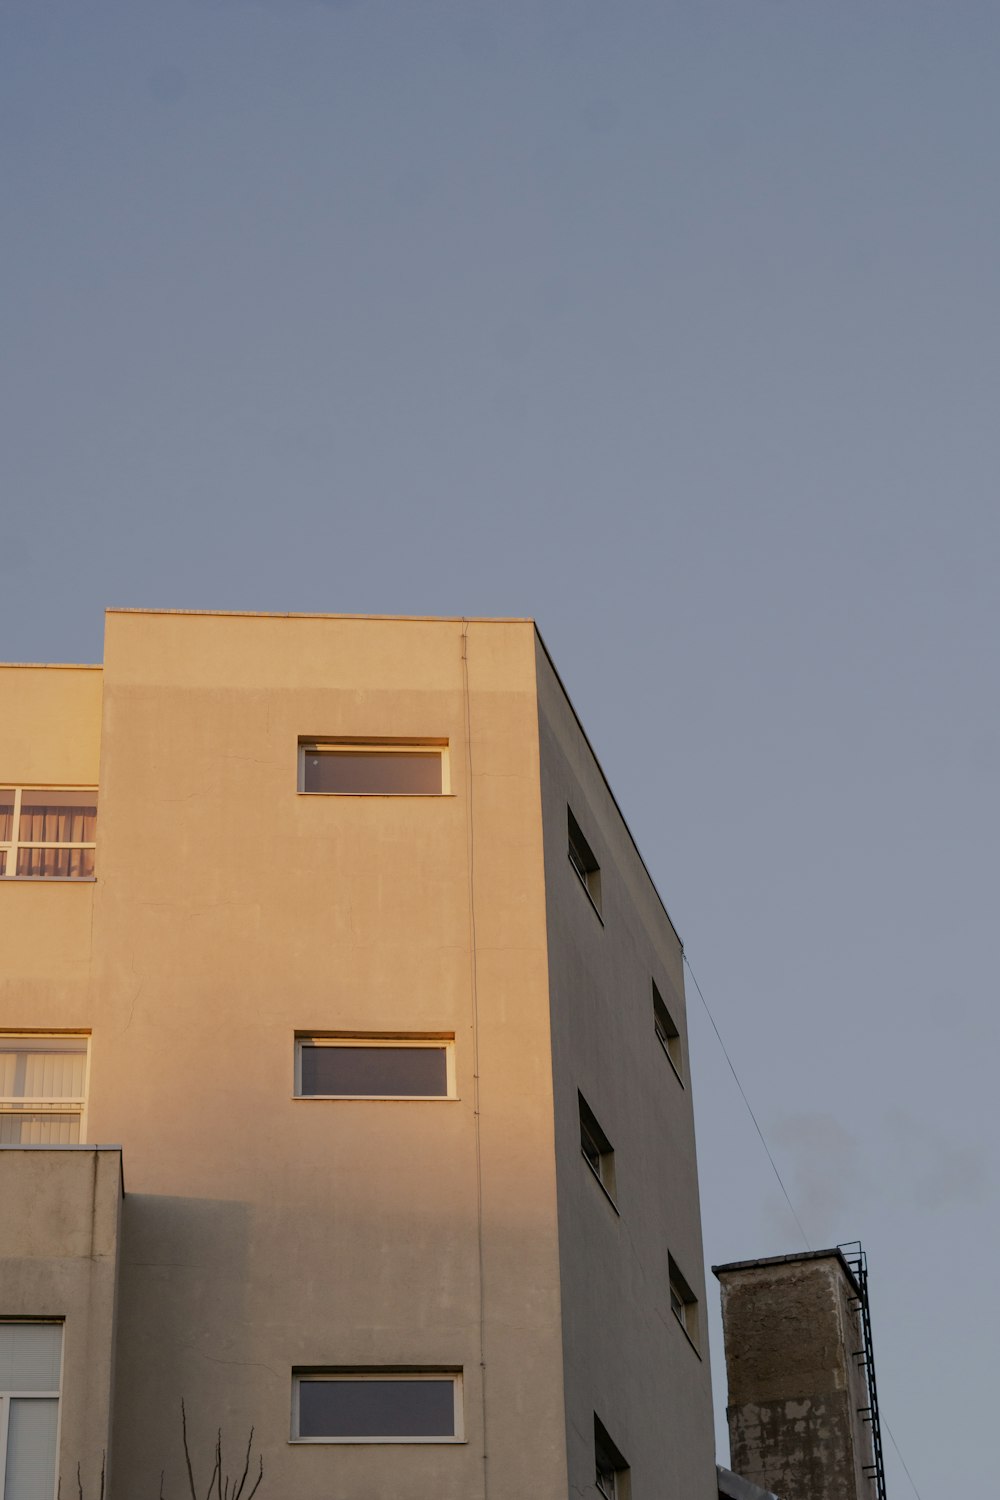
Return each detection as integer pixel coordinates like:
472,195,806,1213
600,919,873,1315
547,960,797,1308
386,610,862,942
594,1416,630,1500
290,1370,464,1444
297,741,451,796
579,1093,617,1209
0,1320,63,1500
0,1035,90,1146
294,1036,457,1101
652,981,684,1085
0,787,98,880
567,807,602,918
668,1255,700,1350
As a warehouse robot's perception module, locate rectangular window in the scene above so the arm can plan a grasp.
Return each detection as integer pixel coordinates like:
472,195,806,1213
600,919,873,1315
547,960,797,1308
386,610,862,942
579,1092,616,1205
0,1037,88,1145
299,742,448,796
292,1371,463,1443
668,1255,699,1348
652,981,683,1082
594,1415,630,1500
0,789,98,879
295,1038,455,1099
567,808,602,915
0,1322,62,1500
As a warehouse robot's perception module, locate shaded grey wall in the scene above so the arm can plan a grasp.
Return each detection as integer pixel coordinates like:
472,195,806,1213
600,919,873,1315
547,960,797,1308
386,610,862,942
536,637,716,1499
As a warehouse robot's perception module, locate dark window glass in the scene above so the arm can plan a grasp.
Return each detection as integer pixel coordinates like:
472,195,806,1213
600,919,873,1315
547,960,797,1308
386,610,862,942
580,1124,602,1174
567,808,602,912
300,1045,448,1098
668,1254,698,1343
579,1092,616,1198
594,1416,628,1498
16,848,94,878
652,981,682,1077
298,1378,455,1438
568,839,589,885
303,752,441,795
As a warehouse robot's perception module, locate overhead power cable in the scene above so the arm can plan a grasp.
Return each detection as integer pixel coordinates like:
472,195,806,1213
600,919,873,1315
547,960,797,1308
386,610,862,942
682,952,925,1500
682,951,811,1251
884,1419,925,1500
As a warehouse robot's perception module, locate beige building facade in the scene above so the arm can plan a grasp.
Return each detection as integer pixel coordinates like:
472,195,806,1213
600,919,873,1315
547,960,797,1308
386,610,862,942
0,609,716,1500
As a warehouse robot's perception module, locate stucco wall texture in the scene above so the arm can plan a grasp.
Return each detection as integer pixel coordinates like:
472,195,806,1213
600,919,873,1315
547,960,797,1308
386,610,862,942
0,1148,121,1496
0,610,716,1500
716,1254,876,1500
536,641,716,1500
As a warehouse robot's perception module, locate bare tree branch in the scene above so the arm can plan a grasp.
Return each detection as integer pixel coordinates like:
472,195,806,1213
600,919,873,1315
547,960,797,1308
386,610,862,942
245,1458,263,1500
232,1427,255,1500
67,1406,262,1498
202,1432,220,1500
181,1400,198,1500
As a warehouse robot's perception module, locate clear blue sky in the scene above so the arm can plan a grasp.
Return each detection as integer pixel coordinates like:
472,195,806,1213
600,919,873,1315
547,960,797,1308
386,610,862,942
4,2,999,1492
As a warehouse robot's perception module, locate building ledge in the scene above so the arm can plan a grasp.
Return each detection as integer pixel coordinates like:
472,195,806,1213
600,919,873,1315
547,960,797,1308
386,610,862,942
712,1247,861,1297
718,1466,781,1500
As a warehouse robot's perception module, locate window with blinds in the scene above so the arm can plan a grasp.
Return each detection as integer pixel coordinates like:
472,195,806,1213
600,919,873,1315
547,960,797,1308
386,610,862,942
0,1037,88,1145
0,1322,62,1500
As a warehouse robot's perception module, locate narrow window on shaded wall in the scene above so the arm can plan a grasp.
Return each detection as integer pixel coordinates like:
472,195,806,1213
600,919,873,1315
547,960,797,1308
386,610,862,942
291,1370,463,1443
652,980,683,1083
594,1414,630,1499
567,807,602,916
0,1035,88,1144
295,1037,455,1099
0,1322,63,1500
579,1092,616,1205
668,1254,700,1349
298,741,449,796
0,788,98,878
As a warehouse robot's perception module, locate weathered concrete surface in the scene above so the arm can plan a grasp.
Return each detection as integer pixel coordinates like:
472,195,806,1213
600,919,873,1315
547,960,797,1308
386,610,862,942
715,1252,875,1500
0,1147,122,1498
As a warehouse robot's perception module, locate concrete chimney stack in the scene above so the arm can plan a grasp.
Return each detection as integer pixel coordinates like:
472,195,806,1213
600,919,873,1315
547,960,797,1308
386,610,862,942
714,1249,883,1500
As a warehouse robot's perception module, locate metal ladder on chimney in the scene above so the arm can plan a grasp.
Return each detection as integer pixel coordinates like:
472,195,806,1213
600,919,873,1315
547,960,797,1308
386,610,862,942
839,1242,888,1500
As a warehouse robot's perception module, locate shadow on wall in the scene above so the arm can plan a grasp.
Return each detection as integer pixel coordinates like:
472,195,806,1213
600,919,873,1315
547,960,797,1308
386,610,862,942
71,1401,263,1500
109,1195,257,1500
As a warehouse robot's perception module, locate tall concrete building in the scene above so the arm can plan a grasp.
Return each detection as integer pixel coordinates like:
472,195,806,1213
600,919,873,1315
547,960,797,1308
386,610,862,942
0,609,716,1500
